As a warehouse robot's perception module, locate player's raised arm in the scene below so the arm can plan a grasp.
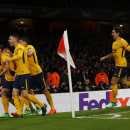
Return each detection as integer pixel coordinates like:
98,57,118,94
100,53,113,61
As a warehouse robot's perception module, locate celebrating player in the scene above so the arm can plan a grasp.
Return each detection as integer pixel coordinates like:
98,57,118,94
0,46,15,118
6,34,47,117
19,37,56,114
100,27,130,108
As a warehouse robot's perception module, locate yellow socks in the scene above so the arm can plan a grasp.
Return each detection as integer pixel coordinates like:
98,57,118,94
112,84,117,103
127,81,130,87
44,91,54,109
24,99,30,110
20,94,25,112
13,96,22,115
28,94,44,107
2,96,9,113
32,93,39,108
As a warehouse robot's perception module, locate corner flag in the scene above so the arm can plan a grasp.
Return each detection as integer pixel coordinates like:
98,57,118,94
57,30,75,118
57,33,76,69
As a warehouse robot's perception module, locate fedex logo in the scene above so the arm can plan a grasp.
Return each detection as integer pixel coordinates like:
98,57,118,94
79,91,130,110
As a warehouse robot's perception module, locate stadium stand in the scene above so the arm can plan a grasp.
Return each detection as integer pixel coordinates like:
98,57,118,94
0,28,129,93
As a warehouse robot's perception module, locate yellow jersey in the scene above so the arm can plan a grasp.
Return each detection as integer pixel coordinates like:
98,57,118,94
112,38,130,67
10,44,30,75
1,53,15,81
26,45,42,76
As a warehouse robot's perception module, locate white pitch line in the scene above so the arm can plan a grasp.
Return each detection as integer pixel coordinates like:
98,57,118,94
76,111,130,119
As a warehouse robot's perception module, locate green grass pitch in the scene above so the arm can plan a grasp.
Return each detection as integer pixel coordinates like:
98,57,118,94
1,107,130,130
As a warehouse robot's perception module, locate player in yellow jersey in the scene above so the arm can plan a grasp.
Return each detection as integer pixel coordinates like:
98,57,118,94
6,34,47,117
0,46,15,118
100,27,130,108
19,37,56,114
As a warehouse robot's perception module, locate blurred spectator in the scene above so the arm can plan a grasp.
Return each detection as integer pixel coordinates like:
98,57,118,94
73,81,84,92
60,69,68,85
98,81,110,90
80,70,88,85
46,68,60,93
75,69,83,84
84,79,97,91
71,69,77,86
60,82,69,92
95,68,109,89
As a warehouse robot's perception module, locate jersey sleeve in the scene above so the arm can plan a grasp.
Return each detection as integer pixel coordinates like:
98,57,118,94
10,48,23,61
27,45,33,52
2,55,9,66
121,39,130,50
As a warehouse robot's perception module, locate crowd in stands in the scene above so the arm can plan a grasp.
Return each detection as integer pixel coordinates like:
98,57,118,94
0,29,130,93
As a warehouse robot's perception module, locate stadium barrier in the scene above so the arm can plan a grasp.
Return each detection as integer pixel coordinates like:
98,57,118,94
0,89,130,115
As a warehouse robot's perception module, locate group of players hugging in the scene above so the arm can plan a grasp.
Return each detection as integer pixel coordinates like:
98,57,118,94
0,34,56,118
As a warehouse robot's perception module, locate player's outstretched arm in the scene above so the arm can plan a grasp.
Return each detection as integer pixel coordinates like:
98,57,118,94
6,49,23,62
100,53,113,61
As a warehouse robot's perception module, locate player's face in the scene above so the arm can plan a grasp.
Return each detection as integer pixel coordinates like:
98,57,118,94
111,30,119,40
8,36,15,47
19,40,26,47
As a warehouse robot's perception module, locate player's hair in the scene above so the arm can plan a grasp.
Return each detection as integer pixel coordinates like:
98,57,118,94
19,37,29,44
113,27,123,37
0,44,4,51
9,34,19,41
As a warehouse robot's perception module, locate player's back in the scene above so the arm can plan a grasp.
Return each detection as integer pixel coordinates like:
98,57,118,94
26,45,42,76
1,53,15,81
112,38,129,67
13,44,30,75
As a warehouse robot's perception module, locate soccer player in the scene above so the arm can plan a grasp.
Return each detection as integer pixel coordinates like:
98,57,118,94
19,37,56,114
0,46,15,118
6,34,47,117
100,27,130,108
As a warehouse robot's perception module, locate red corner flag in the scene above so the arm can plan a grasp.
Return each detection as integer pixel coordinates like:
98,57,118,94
57,34,76,69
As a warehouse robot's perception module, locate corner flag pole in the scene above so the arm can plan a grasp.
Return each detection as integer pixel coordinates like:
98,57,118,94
63,30,75,118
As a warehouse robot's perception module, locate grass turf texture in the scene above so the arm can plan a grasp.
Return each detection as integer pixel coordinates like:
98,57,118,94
1,107,130,130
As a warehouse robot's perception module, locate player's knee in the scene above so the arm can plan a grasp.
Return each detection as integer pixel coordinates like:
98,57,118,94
43,87,48,94
1,89,7,96
29,89,33,94
111,81,116,86
12,91,18,96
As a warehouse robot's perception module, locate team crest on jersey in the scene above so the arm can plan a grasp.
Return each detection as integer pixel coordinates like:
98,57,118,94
115,44,118,47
